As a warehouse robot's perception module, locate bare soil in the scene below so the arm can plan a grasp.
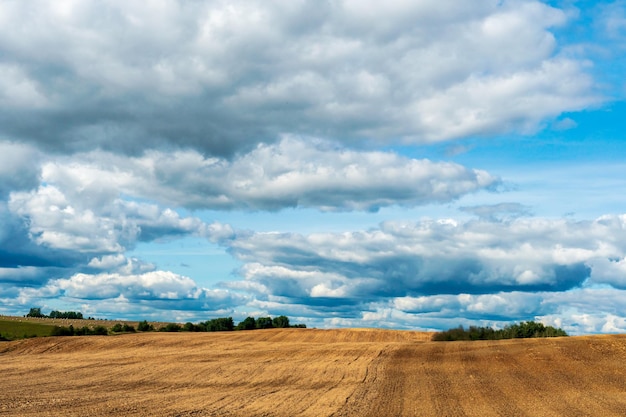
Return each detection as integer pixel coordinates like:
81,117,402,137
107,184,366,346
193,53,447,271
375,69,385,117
1,329,624,416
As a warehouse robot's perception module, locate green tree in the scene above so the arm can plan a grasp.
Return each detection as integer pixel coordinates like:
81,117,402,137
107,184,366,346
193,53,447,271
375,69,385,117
92,326,108,335
160,323,182,332
256,317,274,329
205,317,234,332
74,326,88,336
236,316,257,330
183,322,197,332
49,310,83,319
272,315,290,328
433,321,568,341
26,307,45,318
51,326,73,336
137,320,154,332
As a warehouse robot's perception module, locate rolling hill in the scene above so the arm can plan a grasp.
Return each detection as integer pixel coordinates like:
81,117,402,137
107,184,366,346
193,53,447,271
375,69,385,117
1,328,625,416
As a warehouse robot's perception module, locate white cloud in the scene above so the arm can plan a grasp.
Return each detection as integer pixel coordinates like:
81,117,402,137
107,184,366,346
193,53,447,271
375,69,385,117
0,0,600,154
8,184,208,253
54,270,199,299
9,185,128,253
414,58,598,140
223,215,626,307
36,137,499,212
586,257,626,289
314,287,626,334
87,254,155,275
20,269,246,313
87,254,128,270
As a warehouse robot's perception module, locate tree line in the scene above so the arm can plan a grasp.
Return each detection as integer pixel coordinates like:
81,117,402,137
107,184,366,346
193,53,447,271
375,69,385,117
26,307,90,320
158,316,306,333
49,315,306,336
21,307,306,337
50,324,108,336
432,321,568,341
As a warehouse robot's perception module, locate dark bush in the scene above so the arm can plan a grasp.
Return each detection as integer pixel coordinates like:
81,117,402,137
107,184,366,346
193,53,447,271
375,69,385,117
92,326,108,336
73,326,89,336
137,320,154,332
183,322,205,332
111,323,136,333
433,321,568,341
160,323,182,332
51,325,74,336
50,324,108,336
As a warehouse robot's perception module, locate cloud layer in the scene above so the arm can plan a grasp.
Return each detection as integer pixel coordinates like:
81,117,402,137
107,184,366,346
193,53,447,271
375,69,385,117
0,136,498,320
28,137,498,212
1,1,624,335
225,215,626,298
217,215,626,333
0,0,599,155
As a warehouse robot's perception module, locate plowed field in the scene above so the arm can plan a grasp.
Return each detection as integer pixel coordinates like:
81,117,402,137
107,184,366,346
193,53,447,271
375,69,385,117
1,329,625,416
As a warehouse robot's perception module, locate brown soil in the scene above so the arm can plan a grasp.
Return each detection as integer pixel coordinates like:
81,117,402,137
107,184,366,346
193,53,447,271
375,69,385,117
1,329,624,416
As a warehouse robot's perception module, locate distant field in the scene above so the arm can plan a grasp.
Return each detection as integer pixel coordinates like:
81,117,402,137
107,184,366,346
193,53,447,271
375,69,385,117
0,316,165,340
0,318,55,339
1,328,625,416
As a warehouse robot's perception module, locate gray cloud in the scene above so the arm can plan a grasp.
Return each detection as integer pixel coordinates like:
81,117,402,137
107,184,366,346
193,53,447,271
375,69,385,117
0,0,600,156
0,142,40,197
0,203,92,285
218,215,626,322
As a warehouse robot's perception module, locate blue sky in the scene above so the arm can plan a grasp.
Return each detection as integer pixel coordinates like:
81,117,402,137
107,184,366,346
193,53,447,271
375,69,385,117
1,0,626,334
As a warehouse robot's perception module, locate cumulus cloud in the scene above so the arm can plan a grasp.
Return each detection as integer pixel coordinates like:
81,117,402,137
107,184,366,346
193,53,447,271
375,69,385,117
0,0,622,332
8,185,209,253
0,134,497,320
339,286,626,334
37,137,498,212
225,216,626,298
0,201,92,285
0,0,599,155
536,287,626,334
12,269,246,318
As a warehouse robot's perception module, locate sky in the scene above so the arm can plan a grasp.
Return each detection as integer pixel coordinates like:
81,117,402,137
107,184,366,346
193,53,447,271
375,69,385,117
1,0,626,334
